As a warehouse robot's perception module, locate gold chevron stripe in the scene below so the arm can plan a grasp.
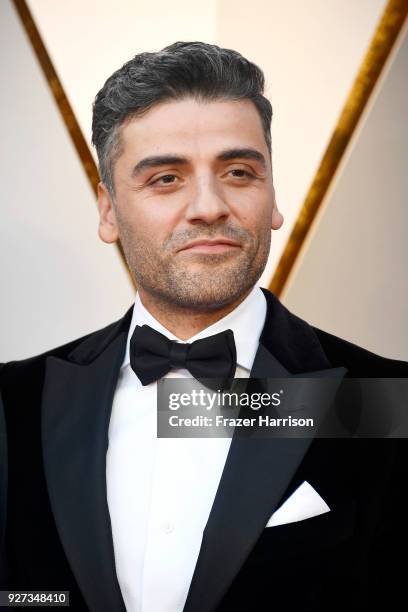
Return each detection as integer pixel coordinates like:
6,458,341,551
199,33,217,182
12,0,134,287
269,0,408,297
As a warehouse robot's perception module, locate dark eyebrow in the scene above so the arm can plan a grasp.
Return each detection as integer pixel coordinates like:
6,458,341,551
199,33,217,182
216,148,267,170
131,147,267,178
131,155,189,177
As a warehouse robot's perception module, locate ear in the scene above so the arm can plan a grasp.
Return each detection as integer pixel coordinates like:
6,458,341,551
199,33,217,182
271,191,284,230
97,182,119,243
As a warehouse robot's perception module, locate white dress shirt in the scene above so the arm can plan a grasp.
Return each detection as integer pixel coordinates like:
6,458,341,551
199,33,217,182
107,285,267,612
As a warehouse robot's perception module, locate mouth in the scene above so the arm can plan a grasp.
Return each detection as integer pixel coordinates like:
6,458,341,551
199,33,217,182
178,239,241,254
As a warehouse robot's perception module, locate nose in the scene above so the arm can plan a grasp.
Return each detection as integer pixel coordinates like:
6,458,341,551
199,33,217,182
185,177,230,225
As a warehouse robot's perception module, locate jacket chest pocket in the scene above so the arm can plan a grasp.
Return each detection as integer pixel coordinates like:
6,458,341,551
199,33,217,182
248,500,356,562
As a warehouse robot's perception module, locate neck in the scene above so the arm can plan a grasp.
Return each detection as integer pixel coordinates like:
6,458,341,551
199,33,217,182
137,287,254,340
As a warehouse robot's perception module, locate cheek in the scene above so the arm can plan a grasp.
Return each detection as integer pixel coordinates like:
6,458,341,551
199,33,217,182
233,193,272,230
119,198,173,243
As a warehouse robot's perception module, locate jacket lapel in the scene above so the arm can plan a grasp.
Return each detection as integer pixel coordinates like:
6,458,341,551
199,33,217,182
41,309,132,612
183,290,347,612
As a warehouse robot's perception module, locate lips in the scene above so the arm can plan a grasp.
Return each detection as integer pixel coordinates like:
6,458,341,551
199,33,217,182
178,239,240,252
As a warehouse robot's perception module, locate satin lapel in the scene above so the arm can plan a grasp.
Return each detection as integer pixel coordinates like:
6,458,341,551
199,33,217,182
183,307,347,612
42,330,128,612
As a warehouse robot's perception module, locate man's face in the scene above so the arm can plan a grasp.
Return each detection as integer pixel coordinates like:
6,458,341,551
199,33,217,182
97,97,283,310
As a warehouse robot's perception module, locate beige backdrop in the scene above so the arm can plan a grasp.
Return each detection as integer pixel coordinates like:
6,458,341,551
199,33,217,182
1,0,406,361
283,20,408,360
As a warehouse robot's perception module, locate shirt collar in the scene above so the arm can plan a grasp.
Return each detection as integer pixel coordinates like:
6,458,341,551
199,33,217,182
122,284,267,371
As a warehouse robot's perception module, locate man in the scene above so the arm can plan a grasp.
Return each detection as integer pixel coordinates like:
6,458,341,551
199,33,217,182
0,41,407,612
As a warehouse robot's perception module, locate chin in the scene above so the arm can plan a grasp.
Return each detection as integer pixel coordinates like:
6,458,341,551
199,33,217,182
170,284,251,311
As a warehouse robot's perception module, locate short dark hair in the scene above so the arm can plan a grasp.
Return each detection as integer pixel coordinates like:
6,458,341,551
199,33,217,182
92,41,272,197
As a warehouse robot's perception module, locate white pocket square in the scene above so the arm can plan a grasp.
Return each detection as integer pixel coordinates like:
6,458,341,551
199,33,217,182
266,481,330,527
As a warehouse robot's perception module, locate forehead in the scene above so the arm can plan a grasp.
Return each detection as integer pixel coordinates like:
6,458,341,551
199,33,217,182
118,97,269,161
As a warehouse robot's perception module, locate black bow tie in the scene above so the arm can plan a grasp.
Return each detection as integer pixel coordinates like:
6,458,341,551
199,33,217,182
129,324,237,389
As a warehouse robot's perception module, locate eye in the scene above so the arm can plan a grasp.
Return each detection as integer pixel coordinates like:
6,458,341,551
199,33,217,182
228,168,255,179
151,174,178,186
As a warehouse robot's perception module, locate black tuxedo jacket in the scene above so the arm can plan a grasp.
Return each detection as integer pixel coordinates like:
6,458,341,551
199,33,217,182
1,288,407,611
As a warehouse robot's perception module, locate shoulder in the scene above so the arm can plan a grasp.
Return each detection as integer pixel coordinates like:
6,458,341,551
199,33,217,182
0,314,129,391
260,288,407,376
312,326,408,377
0,334,87,397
